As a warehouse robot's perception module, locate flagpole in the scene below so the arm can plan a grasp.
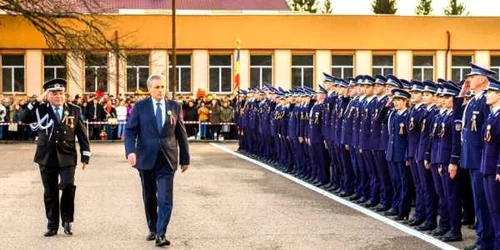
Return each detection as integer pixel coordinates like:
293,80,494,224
234,39,241,94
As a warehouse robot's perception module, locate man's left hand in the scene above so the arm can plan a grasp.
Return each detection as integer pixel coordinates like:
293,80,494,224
81,163,88,170
181,165,190,173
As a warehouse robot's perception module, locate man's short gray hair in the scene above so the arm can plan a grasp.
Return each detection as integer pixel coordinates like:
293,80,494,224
147,74,166,89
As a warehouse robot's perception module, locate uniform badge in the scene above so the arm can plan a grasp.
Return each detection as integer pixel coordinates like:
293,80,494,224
421,119,426,132
399,123,405,135
68,116,75,129
455,122,462,131
438,122,445,137
471,114,478,131
485,124,492,142
409,117,415,130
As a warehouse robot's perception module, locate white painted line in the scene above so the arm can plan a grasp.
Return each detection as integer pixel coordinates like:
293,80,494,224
210,143,459,250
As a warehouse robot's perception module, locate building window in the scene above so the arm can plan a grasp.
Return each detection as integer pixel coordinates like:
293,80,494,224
490,56,500,76
250,55,272,89
451,55,472,82
372,55,394,76
209,55,232,93
292,55,313,88
126,54,149,93
1,55,25,93
43,54,66,82
85,55,108,93
332,55,354,78
412,55,434,81
169,54,191,93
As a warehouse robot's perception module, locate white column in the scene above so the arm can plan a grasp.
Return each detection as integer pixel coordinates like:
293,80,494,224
436,50,447,80
315,50,331,88
25,50,42,96
475,50,490,67
108,52,118,96
355,50,372,76
192,50,209,94
274,50,291,89
67,52,84,96
396,50,412,79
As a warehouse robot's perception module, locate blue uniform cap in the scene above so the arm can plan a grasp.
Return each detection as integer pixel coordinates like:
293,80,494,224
437,78,447,84
391,88,411,100
400,79,411,89
487,76,500,91
317,85,327,94
468,63,496,77
362,75,375,85
374,75,387,85
355,75,364,85
386,75,402,88
410,80,424,92
337,79,349,88
346,77,356,87
422,80,437,93
441,82,460,96
322,72,335,83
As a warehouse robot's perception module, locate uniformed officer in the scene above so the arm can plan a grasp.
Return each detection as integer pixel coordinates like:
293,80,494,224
436,81,463,242
307,86,329,186
386,88,411,221
482,76,500,250
19,78,91,237
456,63,496,250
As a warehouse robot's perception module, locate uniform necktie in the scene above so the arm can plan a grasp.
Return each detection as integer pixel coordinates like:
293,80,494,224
156,102,163,132
55,107,61,122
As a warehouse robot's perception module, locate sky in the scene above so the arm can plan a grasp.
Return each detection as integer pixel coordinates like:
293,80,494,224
323,0,500,16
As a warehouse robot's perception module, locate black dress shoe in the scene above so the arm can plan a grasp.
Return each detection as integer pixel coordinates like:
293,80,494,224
463,244,493,250
415,223,437,232
339,192,353,198
146,232,156,241
155,236,171,247
363,201,378,208
63,222,72,235
439,231,462,242
430,227,448,237
348,194,361,201
408,218,425,227
393,214,409,221
44,230,57,237
384,208,398,216
355,197,368,204
374,205,390,212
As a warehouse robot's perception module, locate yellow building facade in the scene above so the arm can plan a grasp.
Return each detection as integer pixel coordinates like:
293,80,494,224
1,14,500,96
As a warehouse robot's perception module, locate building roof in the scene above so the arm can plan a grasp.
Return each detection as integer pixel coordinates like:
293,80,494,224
99,0,291,12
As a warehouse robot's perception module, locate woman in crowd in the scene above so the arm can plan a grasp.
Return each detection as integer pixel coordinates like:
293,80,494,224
197,101,209,139
116,100,127,140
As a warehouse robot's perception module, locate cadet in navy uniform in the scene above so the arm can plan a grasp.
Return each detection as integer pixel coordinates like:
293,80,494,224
19,79,91,237
386,88,411,221
307,86,329,186
353,76,368,204
416,80,440,232
371,75,393,212
407,80,426,227
456,63,495,250
482,76,500,250
435,82,463,242
334,78,353,197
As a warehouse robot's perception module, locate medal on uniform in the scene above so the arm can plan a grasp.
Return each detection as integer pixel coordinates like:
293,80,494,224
399,123,404,135
373,109,378,119
364,108,368,118
485,124,492,142
471,111,479,131
409,117,415,130
68,116,75,129
438,122,445,137
421,118,426,132
339,108,344,118
356,108,359,118
431,122,437,137
315,112,320,124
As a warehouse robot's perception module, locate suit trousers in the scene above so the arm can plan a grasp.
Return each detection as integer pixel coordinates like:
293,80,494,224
139,152,175,237
39,165,76,230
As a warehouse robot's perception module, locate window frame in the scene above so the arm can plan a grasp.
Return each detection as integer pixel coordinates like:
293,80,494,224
1,53,26,94
208,53,233,94
249,54,273,89
291,53,315,89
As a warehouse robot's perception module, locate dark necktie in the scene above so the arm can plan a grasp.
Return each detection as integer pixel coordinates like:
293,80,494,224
156,102,163,132
55,107,61,122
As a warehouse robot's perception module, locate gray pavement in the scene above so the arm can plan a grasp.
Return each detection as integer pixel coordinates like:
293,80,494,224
0,142,475,250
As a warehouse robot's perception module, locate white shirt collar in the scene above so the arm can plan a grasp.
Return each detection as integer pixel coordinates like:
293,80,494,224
474,91,485,100
491,105,500,115
365,95,376,102
377,94,387,101
397,108,407,115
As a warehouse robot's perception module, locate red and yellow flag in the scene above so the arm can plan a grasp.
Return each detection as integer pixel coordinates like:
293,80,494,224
233,39,241,92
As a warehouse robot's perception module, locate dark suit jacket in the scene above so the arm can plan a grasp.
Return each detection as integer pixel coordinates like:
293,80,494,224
124,98,190,171
19,101,91,167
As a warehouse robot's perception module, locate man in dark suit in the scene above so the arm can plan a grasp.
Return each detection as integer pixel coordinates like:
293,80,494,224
86,97,104,140
125,74,190,247
19,78,91,237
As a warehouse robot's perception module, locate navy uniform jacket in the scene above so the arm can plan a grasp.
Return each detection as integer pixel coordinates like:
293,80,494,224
271,104,281,137
288,104,299,139
125,98,190,171
19,101,90,167
407,104,426,159
371,95,390,151
416,105,438,162
323,93,337,142
435,110,461,165
298,103,310,140
308,102,326,144
480,108,500,175
426,110,445,164
352,96,364,148
234,100,245,129
359,96,378,150
386,109,409,162
455,93,491,169
334,96,349,146
341,96,359,146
